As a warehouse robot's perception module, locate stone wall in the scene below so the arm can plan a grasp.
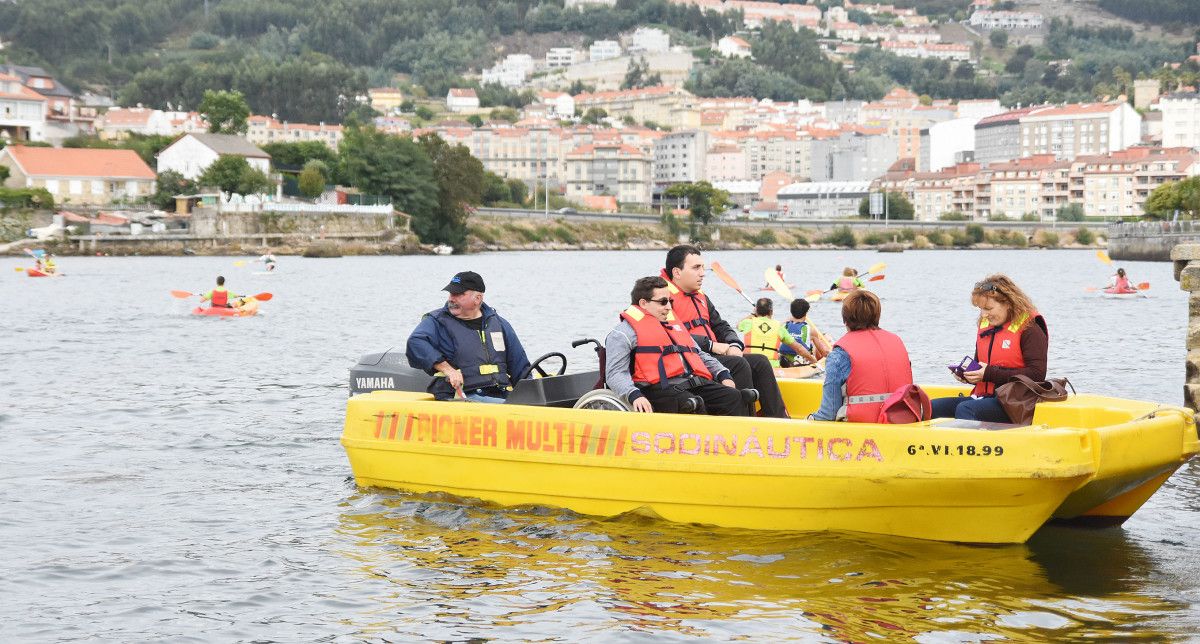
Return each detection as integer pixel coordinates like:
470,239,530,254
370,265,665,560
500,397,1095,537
190,207,394,237
1172,243,1200,410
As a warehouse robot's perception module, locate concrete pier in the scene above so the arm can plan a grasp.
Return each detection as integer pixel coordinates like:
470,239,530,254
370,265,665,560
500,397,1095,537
1172,243,1200,410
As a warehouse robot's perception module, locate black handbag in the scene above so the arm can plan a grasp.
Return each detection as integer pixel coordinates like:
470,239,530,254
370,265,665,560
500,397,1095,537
994,375,1074,425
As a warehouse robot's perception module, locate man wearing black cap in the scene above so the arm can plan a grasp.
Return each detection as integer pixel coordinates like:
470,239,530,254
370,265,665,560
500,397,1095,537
407,271,531,403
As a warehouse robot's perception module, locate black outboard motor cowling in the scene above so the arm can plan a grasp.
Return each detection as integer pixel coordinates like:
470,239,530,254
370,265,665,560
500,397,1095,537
349,349,435,396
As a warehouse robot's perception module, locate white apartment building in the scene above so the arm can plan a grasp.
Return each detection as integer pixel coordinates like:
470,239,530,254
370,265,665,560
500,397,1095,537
565,0,616,6
537,91,575,118
654,130,708,187
565,140,652,205
546,48,580,68
446,88,480,113
880,41,971,62
705,143,749,182
0,72,46,143
1156,93,1200,148
590,40,622,62
246,115,343,150
968,10,1044,30
1019,102,1141,160
922,117,980,172
482,54,533,88
628,27,670,54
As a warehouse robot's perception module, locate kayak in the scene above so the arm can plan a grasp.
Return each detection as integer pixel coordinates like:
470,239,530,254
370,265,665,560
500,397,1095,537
830,290,850,302
1101,288,1146,299
340,359,1197,544
191,297,260,317
26,268,59,277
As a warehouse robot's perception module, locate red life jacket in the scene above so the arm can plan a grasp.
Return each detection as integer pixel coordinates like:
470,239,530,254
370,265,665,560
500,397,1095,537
835,328,913,423
973,311,1045,396
660,269,716,340
210,287,229,307
621,305,712,386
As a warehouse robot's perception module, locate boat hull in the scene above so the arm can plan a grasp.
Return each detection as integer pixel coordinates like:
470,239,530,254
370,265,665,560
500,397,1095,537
26,268,49,277
191,298,259,317
343,390,1095,544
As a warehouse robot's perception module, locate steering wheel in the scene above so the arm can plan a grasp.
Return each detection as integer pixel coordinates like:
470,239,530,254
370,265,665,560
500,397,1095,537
526,351,567,378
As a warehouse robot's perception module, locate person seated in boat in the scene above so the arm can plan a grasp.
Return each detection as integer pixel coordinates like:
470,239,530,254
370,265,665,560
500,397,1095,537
34,257,43,272
260,251,277,271
605,276,749,416
661,244,790,418
200,276,240,308
1106,268,1135,293
763,264,786,288
831,267,864,294
737,297,818,367
406,271,531,403
42,254,56,274
780,299,832,368
809,290,913,421
930,275,1047,423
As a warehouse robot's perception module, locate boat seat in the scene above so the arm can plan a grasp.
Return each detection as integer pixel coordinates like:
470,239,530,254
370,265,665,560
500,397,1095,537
507,371,601,408
932,419,1030,431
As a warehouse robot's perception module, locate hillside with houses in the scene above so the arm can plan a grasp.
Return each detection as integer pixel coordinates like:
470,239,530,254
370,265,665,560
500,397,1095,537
2,0,1200,250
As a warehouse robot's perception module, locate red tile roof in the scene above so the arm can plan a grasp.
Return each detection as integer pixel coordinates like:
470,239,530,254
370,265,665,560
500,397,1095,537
3,146,155,179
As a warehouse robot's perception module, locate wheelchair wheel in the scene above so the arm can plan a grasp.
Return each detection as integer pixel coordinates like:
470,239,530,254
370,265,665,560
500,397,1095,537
573,388,631,411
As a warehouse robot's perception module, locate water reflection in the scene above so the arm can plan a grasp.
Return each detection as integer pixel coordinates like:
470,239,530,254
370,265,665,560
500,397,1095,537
335,489,1180,641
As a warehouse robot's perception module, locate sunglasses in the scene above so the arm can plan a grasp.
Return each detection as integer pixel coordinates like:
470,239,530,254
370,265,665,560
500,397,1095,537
645,297,672,306
974,281,997,292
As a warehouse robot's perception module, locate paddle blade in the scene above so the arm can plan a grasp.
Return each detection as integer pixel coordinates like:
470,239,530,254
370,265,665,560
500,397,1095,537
1137,282,1150,290
764,268,794,300
234,260,247,267
251,292,273,301
709,261,743,292
171,290,196,298
1083,286,1099,292
805,292,822,302
13,266,25,271
1096,250,1112,265
868,274,886,282
864,262,887,276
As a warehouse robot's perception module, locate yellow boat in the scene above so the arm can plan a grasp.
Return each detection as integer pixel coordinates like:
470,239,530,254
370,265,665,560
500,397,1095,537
341,349,1196,544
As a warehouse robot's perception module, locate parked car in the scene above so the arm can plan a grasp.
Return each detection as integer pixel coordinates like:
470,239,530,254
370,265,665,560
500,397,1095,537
557,207,577,214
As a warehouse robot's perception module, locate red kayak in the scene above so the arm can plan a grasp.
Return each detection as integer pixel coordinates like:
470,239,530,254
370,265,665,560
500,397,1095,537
25,268,60,277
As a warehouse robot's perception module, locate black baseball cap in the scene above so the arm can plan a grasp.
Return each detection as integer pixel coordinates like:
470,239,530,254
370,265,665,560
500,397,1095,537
443,271,485,294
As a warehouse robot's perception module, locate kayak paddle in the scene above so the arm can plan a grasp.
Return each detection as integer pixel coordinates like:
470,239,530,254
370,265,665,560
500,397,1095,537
805,274,885,302
763,268,795,300
1096,250,1112,265
710,261,755,305
13,266,25,271
172,290,273,300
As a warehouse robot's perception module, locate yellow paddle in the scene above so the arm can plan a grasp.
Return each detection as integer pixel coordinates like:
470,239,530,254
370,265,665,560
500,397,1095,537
710,261,756,305
234,260,248,267
1096,250,1112,265
765,267,833,360
13,266,25,271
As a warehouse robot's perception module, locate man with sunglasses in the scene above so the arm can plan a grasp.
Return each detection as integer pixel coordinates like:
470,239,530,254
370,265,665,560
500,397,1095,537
407,271,531,403
604,276,749,415
661,244,790,417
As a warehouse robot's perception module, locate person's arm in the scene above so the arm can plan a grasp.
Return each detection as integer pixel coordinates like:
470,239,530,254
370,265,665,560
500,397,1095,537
811,347,851,420
705,299,744,353
697,345,734,386
603,324,644,405
809,323,833,360
200,289,212,302
984,324,1048,384
500,318,532,380
405,316,448,374
778,327,816,364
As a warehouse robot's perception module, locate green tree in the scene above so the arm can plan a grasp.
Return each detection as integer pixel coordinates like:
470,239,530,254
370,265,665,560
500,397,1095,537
0,165,8,183
663,181,732,232
415,133,485,249
414,105,435,121
1056,203,1085,221
261,141,337,171
857,191,914,219
199,89,251,135
505,178,528,205
580,107,608,125
151,170,192,210
467,114,484,127
989,30,1008,49
198,155,272,194
298,161,327,198
488,107,519,123
1146,177,1200,218
336,122,438,223
621,57,661,90
481,171,510,205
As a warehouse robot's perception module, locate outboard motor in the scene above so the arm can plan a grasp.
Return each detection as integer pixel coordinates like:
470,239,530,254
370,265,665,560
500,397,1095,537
349,348,434,396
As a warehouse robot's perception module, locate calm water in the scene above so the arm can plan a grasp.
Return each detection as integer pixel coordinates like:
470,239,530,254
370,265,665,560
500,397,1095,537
2,249,1197,641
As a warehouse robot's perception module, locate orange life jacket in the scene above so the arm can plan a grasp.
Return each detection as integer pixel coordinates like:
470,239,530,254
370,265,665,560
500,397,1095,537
210,287,229,307
660,269,716,340
973,311,1045,396
835,328,913,423
621,305,712,386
